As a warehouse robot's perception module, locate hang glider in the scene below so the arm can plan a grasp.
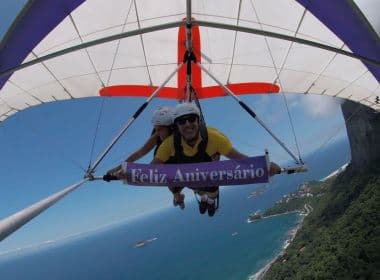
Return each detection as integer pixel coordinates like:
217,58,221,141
0,0,379,242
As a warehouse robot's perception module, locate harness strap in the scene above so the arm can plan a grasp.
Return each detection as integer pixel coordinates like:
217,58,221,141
172,124,209,163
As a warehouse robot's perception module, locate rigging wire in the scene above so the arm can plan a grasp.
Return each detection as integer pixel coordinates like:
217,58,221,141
84,1,135,169
68,14,108,170
30,51,75,99
85,0,152,171
234,138,291,162
86,63,183,175
68,14,106,89
133,0,153,86
279,93,303,162
198,62,302,164
249,0,305,163
226,0,242,84
333,70,370,97
7,79,44,105
87,98,107,169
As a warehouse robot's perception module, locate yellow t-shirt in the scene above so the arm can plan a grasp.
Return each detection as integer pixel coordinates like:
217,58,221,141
155,127,232,162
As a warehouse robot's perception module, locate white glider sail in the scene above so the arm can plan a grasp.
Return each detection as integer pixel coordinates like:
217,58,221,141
1,0,379,123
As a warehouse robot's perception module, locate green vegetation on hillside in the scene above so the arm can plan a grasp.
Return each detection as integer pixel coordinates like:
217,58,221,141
263,180,326,217
264,160,380,280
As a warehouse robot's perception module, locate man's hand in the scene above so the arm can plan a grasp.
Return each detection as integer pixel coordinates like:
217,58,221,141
103,164,124,181
103,173,119,182
269,162,281,176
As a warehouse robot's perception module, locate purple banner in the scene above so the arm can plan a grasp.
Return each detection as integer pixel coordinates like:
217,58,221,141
121,156,269,187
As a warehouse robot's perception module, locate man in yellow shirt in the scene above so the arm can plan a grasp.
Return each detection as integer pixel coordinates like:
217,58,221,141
152,102,280,216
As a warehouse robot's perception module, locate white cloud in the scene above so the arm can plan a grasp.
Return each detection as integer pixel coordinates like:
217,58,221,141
298,94,343,118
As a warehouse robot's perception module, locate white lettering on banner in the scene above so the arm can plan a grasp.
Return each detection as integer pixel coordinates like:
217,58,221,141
218,170,227,180
255,167,265,177
160,173,167,183
131,168,167,184
234,165,242,180
131,168,141,183
209,171,218,180
140,173,148,182
127,160,266,185
250,164,265,177
174,169,184,182
199,169,208,181
171,164,265,183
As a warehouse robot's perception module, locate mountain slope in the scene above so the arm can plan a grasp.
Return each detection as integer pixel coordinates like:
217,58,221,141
264,159,380,280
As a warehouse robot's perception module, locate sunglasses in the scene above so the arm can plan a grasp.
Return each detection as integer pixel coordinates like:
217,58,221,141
176,115,198,125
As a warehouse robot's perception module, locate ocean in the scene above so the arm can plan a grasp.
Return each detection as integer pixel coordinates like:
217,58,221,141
0,138,350,280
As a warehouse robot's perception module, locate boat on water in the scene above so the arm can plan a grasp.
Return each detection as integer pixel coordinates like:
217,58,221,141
134,237,158,248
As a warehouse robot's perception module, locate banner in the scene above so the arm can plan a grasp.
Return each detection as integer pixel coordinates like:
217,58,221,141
121,156,269,187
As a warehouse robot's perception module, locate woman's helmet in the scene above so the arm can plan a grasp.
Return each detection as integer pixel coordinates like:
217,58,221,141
151,107,174,126
173,103,200,122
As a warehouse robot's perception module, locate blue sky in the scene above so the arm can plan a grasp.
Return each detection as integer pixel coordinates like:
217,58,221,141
0,94,349,253
0,1,350,253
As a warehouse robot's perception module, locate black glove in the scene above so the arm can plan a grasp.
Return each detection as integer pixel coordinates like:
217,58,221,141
103,173,119,182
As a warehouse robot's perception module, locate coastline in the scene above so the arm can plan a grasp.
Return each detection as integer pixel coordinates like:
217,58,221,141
247,209,305,224
250,212,306,280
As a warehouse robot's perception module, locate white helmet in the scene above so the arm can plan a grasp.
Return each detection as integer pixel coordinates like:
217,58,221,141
151,107,174,126
173,102,200,122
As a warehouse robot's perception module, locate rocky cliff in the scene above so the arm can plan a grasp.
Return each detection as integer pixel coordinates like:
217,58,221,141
341,100,380,169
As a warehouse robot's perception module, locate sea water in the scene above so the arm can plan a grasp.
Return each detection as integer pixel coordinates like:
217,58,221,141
0,201,300,280
0,139,350,280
